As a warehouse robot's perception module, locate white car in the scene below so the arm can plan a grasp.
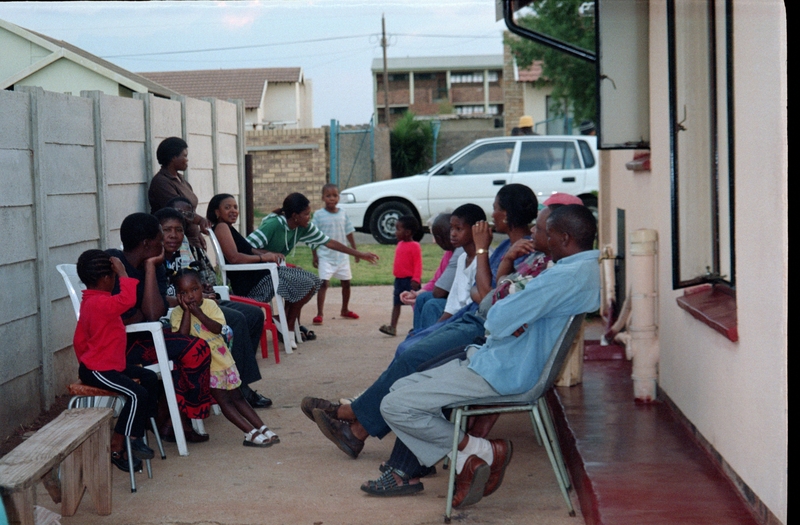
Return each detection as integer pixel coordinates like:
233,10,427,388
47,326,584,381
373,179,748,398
339,135,599,243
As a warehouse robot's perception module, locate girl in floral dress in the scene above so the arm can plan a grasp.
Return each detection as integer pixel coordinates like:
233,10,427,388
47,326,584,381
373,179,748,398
171,269,279,448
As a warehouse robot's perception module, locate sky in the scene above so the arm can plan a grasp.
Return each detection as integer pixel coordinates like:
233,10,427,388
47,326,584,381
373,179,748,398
0,1,508,126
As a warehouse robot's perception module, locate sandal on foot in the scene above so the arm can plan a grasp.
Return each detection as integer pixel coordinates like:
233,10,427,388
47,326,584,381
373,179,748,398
380,462,436,478
361,467,424,497
379,324,396,336
341,311,360,319
299,326,317,341
243,429,274,448
312,315,323,325
257,425,280,445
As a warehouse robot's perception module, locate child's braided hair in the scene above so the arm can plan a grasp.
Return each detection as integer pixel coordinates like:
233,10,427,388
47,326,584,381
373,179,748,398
76,249,113,287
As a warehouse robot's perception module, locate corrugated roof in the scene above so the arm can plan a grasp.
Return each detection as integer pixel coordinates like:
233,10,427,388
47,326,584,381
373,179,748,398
371,55,503,73
27,29,181,98
518,60,544,82
138,68,303,109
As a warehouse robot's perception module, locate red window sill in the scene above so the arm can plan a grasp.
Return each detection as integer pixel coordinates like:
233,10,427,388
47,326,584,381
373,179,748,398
676,284,738,342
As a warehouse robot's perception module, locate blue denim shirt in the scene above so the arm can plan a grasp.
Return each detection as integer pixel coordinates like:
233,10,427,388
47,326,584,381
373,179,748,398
468,249,600,395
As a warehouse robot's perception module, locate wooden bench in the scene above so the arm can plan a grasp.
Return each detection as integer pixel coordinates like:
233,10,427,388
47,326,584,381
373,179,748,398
0,408,113,525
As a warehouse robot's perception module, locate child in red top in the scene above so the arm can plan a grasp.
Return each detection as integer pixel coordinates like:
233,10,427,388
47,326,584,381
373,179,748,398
379,216,423,336
73,249,159,473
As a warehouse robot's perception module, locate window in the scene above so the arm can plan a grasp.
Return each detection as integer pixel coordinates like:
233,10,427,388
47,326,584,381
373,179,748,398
518,142,580,172
451,72,484,83
668,0,734,288
455,105,499,115
445,142,515,175
388,73,408,82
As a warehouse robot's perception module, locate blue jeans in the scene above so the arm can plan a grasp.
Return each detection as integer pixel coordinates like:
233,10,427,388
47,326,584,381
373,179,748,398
351,312,486,438
412,292,447,332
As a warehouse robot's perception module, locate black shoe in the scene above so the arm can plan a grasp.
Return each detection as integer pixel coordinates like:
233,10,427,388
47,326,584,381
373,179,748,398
111,451,142,473
129,438,155,460
246,390,273,409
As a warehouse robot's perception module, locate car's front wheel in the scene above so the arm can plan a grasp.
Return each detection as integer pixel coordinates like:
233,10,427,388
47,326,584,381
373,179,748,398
369,201,414,244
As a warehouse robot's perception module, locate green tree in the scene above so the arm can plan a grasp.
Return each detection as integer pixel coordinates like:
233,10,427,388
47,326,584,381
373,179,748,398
506,0,596,123
390,112,433,178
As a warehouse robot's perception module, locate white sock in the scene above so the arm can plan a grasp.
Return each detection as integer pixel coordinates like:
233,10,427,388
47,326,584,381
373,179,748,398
453,436,494,474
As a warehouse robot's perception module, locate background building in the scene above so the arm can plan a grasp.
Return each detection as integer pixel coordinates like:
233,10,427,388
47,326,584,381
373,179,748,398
141,68,313,130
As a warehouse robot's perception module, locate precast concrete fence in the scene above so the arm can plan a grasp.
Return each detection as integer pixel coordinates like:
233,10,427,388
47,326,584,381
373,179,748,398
0,87,246,439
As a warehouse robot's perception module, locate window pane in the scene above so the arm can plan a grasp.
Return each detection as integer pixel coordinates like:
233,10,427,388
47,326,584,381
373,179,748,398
519,142,578,171
450,143,514,175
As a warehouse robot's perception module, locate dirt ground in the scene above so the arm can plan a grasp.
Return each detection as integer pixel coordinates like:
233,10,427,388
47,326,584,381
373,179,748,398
27,285,581,525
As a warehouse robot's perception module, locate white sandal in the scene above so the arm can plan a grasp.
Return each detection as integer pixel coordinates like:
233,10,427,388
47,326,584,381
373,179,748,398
243,429,273,448
257,425,280,445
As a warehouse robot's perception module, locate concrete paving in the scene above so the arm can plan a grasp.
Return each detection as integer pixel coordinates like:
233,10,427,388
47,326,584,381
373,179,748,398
38,286,581,525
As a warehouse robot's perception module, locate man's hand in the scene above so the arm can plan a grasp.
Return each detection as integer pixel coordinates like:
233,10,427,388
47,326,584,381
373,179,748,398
473,221,493,251
400,290,419,305
411,280,421,291
505,238,536,262
312,251,319,269
359,251,379,264
512,323,528,337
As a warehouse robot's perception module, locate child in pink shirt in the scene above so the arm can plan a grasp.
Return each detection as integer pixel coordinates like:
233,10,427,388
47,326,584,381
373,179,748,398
379,216,423,336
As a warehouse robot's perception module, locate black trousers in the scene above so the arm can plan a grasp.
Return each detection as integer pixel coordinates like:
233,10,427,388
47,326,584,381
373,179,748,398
78,363,159,438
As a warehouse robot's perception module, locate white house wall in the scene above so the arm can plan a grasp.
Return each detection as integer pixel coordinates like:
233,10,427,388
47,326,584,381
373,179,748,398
20,58,122,97
522,83,553,130
599,1,787,522
263,82,301,127
0,27,51,81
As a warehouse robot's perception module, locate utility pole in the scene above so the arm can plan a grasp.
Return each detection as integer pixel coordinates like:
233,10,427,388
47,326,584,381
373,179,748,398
381,14,390,127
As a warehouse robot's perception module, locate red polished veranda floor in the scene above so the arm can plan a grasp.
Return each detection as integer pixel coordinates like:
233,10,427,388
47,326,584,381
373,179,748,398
551,358,760,525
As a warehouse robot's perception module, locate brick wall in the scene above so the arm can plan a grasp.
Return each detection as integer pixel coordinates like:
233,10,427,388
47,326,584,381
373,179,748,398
247,128,327,214
503,34,525,135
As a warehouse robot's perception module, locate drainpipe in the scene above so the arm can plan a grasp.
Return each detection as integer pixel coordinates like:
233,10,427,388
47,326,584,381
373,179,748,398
627,229,659,402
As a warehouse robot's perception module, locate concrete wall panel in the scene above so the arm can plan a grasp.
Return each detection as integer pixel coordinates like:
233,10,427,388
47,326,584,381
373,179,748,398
49,298,78,353
0,91,31,149
40,90,94,145
186,98,212,135
217,133,238,165
218,165,240,195
0,372,42,437
216,100,239,133
0,150,33,206
107,184,148,231
0,206,36,266
0,261,38,324
0,316,41,384
105,141,147,184
42,143,96,195
101,95,145,142
47,194,99,247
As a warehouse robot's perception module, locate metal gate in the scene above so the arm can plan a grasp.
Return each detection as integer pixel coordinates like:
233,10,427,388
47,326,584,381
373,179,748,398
329,116,375,190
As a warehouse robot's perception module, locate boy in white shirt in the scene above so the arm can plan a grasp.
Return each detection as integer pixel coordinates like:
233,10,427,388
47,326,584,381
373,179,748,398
311,184,360,324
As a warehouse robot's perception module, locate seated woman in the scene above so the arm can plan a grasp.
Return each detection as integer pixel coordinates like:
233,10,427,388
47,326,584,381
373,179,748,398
107,212,211,442
155,206,272,409
208,193,378,347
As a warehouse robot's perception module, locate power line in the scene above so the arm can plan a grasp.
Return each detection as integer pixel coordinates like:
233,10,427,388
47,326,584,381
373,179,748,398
103,34,373,58
103,32,500,59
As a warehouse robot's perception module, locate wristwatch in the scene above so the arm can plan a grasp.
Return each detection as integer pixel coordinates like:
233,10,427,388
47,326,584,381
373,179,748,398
476,248,489,255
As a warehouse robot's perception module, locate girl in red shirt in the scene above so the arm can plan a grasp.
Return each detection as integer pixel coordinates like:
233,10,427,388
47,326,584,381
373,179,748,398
73,250,159,472
379,216,423,336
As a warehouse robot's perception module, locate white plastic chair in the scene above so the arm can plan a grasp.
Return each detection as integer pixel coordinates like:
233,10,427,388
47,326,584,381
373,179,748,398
56,264,191,457
442,314,585,522
206,228,299,352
